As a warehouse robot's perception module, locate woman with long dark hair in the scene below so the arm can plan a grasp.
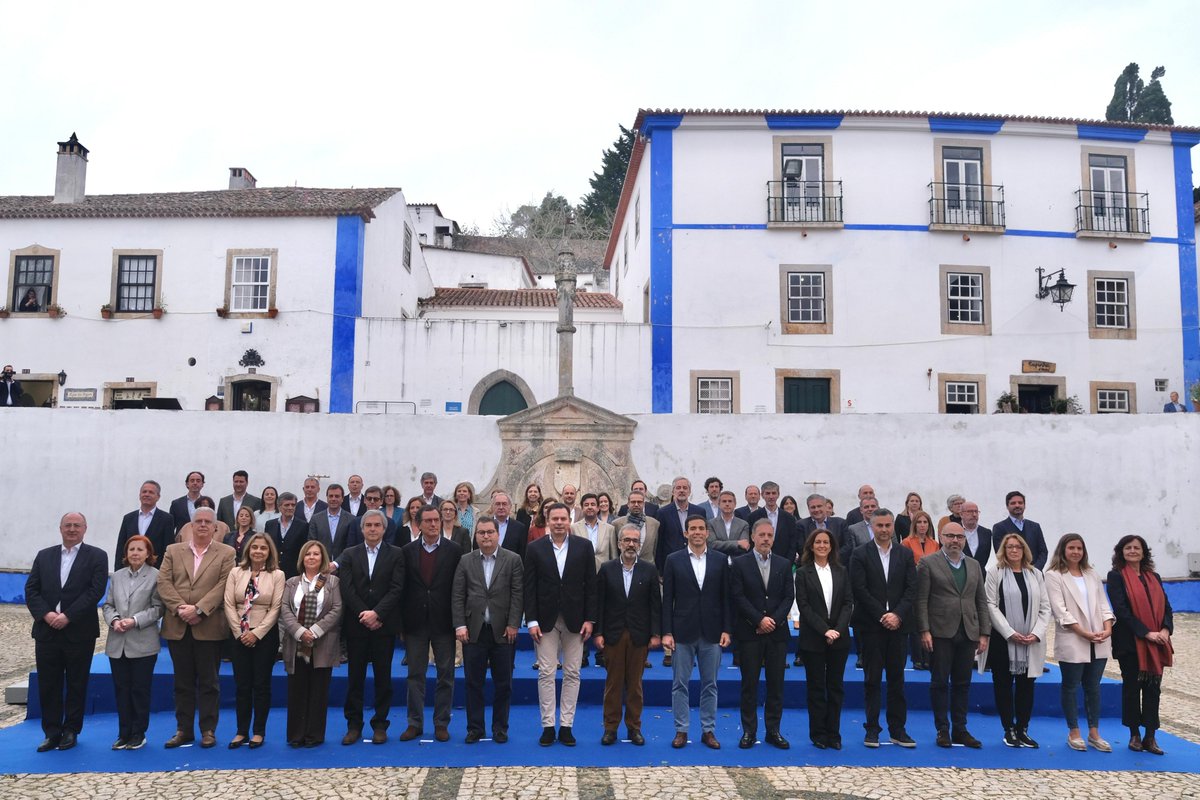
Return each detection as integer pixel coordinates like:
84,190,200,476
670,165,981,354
795,529,851,750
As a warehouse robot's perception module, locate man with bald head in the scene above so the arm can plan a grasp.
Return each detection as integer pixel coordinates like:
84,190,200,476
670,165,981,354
844,485,876,526
26,512,108,752
957,501,992,570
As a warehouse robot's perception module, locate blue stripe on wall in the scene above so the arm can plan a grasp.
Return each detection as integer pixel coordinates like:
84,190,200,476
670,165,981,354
765,114,844,130
1172,132,1200,390
1077,124,1147,142
673,223,768,230
647,116,681,413
330,215,365,413
929,117,1004,135
843,223,929,232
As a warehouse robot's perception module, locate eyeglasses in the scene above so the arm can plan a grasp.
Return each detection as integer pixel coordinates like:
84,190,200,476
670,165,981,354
941,533,966,540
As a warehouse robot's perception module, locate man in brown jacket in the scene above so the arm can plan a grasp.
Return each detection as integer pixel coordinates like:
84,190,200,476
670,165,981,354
157,506,236,748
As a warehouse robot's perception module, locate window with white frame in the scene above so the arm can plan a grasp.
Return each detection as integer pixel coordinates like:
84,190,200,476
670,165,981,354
1096,388,1130,413
115,254,157,312
231,255,271,311
1094,277,1129,328
624,231,629,266
634,193,641,244
12,254,54,312
403,225,413,272
696,377,733,414
945,381,979,414
946,272,984,324
786,271,826,324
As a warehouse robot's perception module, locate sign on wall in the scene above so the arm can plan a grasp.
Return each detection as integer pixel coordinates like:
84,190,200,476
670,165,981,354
1021,360,1056,374
63,388,97,402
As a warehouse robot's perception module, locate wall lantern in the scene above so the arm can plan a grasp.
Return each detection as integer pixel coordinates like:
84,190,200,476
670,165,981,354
1036,267,1075,311
57,369,67,386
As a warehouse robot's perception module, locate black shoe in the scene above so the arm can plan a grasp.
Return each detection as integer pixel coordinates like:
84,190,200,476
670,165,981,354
863,732,879,748
595,652,605,667
558,726,576,746
465,731,482,744
828,737,842,750
601,730,618,746
228,736,247,750
1003,728,1021,748
889,731,916,748
855,659,863,669
57,731,77,751
112,737,129,751
288,740,303,748
662,654,672,667
739,733,755,749
629,730,645,746
125,734,146,750
37,736,60,753
936,729,952,748
248,737,265,749
1015,728,1039,748
580,654,590,668
539,726,556,746
793,655,804,667
493,731,508,744
952,729,982,749
765,732,790,750
732,655,740,667
811,736,827,750
304,739,322,748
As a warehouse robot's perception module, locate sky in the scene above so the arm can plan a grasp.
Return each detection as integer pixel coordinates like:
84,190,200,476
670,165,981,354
1,1,1196,232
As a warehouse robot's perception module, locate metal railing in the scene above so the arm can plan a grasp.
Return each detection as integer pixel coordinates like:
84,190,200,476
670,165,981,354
766,180,843,223
928,182,1005,227
1074,190,1150,235
355,400,417,415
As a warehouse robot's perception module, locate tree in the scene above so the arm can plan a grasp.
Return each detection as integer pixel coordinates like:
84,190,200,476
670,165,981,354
579,125,635,228
1105,63,1174,125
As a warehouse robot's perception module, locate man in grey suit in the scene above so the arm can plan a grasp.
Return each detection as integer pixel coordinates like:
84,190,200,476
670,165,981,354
840,496,878,565
799,493,847,541
309,484,354,565
916,522,990,749
572,493,617,569
217,470,262,530
612,490,659,564
707,490,750,556
452,516,523,744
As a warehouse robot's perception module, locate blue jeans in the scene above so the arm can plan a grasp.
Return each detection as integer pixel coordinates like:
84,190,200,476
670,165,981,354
672,639,721,734
1059,658,1106,729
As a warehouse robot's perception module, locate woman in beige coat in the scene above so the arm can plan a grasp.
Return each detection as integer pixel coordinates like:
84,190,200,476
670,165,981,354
984,533,1050,748
223,533,285,748
279,540,343,747
1043,533,1115,752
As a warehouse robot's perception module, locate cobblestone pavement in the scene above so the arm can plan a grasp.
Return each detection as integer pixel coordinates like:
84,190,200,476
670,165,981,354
1,604,1197,798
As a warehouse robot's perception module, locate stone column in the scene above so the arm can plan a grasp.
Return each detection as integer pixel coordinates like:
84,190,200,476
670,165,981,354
555,249,578,397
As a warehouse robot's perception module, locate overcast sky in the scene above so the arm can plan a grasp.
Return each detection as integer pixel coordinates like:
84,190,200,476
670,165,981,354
2,1,1196,231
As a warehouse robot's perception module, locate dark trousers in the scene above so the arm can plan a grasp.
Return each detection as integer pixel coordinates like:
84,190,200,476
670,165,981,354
803,645,849,743
230,626,279,736
601,631,648,733
287,658,333,745
344,631,396,732
464,624,514,736
167,631,223,734
930,629,977,733
988,642,1035,730
110,653,157,739
738,636,787,736
1116,651,1161,731
35,638,94,738
860,627,908,735
405,630,455,730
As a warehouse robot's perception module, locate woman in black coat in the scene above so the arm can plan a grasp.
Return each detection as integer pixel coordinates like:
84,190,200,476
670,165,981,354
795,528,853,750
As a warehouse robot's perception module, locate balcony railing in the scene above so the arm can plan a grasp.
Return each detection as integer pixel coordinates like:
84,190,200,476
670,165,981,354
928,182,1005,228
767,180,843,224
1075,190,1149,235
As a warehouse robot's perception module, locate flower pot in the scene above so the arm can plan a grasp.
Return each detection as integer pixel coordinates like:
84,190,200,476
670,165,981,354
48,307,60,318
152,308,164,319
101,309,112,320
216,308,228,318
0,310,9,319
267,308,278,319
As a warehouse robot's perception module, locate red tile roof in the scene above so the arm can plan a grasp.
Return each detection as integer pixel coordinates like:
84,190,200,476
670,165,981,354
0,187,402,221
419,287,622,309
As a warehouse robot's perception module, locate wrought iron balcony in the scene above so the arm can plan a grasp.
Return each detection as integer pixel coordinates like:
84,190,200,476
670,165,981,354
767,180,843,224
1075,190,1149,236
928,182,1005,229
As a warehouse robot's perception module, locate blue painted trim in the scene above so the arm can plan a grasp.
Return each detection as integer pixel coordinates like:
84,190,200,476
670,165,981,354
843,223,929,232
765,114,844,130
1150,236,1186,245
674,223,768,230
330,215,365,414
1003,229,1077,239
649,126,675,414
1077,124,1147,142
1171,133,1200,391
928,117,1004,135
639,114,683,137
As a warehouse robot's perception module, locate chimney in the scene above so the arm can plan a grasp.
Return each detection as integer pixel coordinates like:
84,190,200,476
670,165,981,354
53,133,88,204
228,167,257,190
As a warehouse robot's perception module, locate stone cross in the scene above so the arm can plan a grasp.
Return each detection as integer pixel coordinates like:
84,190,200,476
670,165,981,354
555,249,577,397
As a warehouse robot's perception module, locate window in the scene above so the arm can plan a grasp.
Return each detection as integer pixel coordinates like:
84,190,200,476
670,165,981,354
110,251,162,313
12,254,54,312
929,139,1001,230
779,265,832,334
769,135,841,227
624,231,629,267
403,225,413,272
775,368,841,413
1090,381,1136,414
943,147,983,218
1087,270,1136,340
1078,146,1147,237
690,370,740,414
634,193,641,244
231,255,271,311
938,373,987,414
1089,154,1127,220
939,264,991,335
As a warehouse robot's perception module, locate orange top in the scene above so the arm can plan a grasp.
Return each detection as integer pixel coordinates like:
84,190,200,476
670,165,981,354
903,534,940,560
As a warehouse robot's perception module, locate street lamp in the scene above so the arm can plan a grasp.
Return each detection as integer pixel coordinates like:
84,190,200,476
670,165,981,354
1036,267,1075,311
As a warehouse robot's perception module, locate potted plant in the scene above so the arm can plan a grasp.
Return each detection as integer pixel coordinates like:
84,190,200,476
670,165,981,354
46,304,66,318
0,306,8,319
1189,381,1200,412
1051,395,1084,415
267,307,279,319
100,303,113,320
995,391,1019,414
216,306,229,318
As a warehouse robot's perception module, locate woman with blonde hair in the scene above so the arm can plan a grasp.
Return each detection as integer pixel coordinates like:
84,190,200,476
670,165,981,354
279,539,342,747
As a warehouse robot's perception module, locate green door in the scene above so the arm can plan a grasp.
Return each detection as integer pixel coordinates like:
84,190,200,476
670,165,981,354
478,381,528,416
783,377,831,413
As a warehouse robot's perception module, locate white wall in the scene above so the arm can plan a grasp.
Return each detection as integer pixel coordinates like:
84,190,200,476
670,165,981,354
2,408,1197,577
421,248,533,289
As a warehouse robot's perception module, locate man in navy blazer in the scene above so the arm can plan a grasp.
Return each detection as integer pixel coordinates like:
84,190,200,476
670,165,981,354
489,491,528,561
266,492,308,578
662,514,731,750
849,508,918,748
26,512,108,752
991,491,1048,570
114,480,176,571
168,471,206,534
342,486,399,551
309,484,355,566
655,477,707,572
1164,391,1188,412
748,481,801,564
730,519,795,750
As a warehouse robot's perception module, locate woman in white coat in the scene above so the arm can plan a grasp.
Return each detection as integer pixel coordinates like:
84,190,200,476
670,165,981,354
985,533,1051,748
1043,533,1115,752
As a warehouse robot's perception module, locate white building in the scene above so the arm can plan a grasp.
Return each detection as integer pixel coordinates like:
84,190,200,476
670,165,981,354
605,109,1200,415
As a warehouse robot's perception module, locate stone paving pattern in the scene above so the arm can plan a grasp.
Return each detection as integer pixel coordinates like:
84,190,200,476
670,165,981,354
0,605,1197,798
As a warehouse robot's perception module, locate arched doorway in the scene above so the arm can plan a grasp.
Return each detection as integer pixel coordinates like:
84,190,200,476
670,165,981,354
479,381,528,416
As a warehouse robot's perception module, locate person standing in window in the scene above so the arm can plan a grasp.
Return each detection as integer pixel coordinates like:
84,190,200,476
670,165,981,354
1,365,24,407
19,288,41,313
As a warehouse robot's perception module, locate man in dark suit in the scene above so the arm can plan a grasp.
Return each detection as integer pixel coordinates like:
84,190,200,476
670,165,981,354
398,505,463,743
844,485,876,527
748,480,800,564
700,477,723,519
958,501,993,571
489,491,528,560
796,493,848,666
298,477,328,523
1164,391,1188,412
594,523,661,746
217,470,262,530
417,471,443,508
267,492,307,579
707,491,751,557
168,471,206,534
730,519,794,750
734,484,761,522
25,511,108,752
617,479,659,519
309,484,354,566
991,490,1048,570
524,502,597,747
339,510,404,745
452,516,523,744
662,514,731,750
1,364,23,407
342,486,398,551
840,497,878,566
850,507,918,748
114,480,176,570
916,522,990,748
655,476,706,572
345,474,367,517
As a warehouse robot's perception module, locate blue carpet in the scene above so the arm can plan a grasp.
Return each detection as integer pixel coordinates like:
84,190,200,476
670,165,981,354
3,706,1194,774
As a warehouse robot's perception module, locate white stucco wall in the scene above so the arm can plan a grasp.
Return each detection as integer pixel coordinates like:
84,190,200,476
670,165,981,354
421,248,533,289
1,408,1196,577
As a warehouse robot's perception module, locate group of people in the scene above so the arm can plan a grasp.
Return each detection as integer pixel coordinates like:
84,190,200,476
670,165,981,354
26,471,1175,758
